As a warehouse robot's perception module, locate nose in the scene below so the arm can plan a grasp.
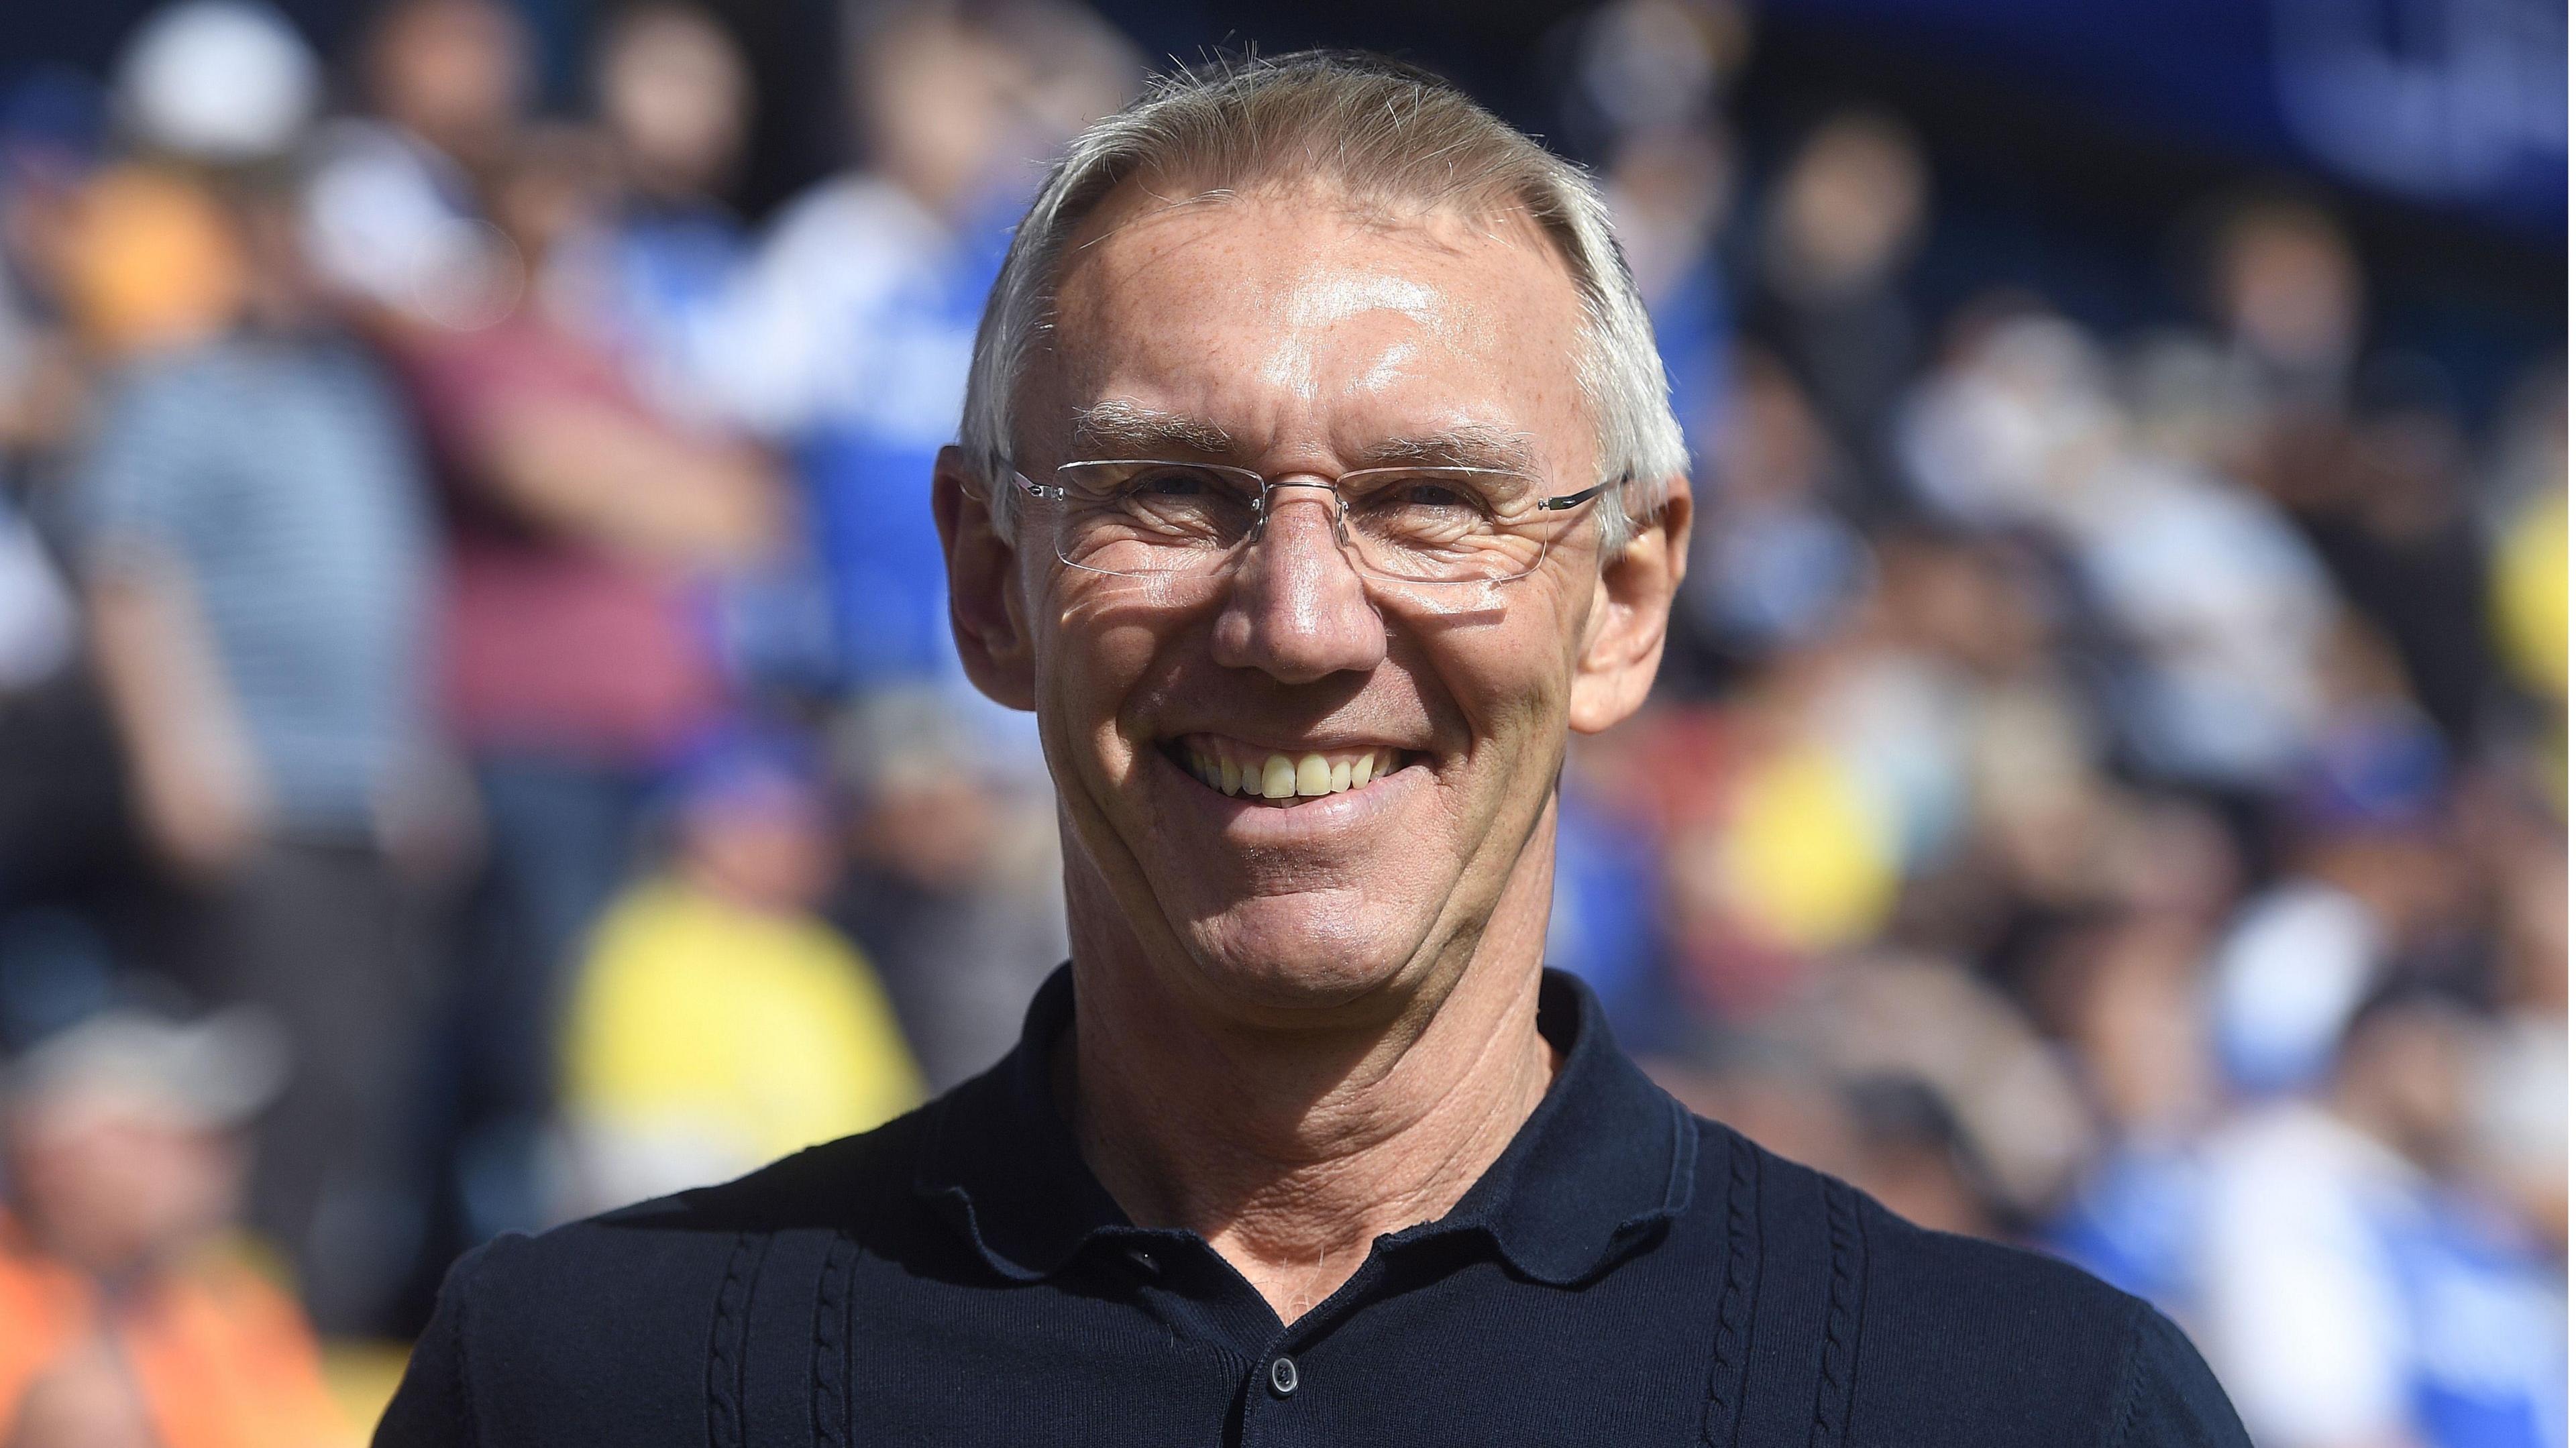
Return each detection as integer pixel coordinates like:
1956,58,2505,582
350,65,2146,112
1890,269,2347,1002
1209,484,1389,683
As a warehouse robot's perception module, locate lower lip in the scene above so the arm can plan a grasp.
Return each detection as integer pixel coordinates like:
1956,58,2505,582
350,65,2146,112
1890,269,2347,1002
1155,747,1425,841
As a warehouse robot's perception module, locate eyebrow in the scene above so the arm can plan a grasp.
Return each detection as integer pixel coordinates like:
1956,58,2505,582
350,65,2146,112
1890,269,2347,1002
1353,423,1540,477
1067,400,1240,458
1066,402,1540,478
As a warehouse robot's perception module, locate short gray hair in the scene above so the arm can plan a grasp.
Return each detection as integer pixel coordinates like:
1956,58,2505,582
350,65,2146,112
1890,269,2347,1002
958,50,1687,553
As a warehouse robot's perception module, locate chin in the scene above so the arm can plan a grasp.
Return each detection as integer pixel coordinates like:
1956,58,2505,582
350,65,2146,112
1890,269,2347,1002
1173,895,1433,1014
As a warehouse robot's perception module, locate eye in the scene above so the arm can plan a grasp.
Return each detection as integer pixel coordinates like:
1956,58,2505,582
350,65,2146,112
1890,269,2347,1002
1391,480,1477,509
1360,474,1496,518
1125,465,1224,498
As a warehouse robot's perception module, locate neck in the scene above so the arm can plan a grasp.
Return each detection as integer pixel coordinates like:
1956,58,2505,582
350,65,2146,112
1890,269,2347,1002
1062,818,1560,1323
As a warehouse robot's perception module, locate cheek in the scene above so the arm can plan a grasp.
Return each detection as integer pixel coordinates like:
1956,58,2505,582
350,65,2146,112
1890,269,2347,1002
1036,589,1189,785
1426,595,1585,775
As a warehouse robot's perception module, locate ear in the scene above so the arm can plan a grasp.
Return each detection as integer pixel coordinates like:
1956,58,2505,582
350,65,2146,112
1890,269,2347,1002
1568,474,1692,735
933,445,1037,711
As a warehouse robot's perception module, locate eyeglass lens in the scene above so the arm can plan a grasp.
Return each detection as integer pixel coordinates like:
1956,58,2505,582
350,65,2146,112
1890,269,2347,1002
1045,461,1568,586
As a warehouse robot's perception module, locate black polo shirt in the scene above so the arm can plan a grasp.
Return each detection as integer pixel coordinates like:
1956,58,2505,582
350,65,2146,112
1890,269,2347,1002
376,967,2249,1446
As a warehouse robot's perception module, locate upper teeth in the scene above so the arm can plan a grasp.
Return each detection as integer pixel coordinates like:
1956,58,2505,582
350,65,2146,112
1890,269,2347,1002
1182,741,1400,801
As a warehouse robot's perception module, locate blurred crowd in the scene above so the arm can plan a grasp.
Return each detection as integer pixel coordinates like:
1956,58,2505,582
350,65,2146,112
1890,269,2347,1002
0,0,2558,1443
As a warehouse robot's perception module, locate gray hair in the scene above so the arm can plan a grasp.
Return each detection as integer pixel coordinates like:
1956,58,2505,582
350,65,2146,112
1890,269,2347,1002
958,50,1687,553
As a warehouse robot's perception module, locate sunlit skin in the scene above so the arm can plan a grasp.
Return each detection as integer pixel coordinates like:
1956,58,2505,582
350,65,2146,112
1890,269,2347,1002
934,180,1690,1318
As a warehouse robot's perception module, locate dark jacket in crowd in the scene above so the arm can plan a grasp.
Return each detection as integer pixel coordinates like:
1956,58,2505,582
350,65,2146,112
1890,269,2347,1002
376,968,2249,1446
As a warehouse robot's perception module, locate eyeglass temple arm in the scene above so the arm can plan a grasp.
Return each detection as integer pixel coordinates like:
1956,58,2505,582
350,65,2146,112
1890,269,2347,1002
1535,473,1627,511
1008,467,1063,501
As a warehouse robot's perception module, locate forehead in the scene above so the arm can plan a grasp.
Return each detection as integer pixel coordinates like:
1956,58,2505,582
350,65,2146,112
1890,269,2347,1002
1038,181,1593,472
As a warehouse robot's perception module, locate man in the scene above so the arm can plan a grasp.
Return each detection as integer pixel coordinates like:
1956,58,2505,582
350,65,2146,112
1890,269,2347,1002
557,0,757,427
379,54,2248,1445
67,146,445,1336
1,998,351,1448
392,129,782,1260
2196,984,2563,1448
301,0,532,329
554,726,924,1218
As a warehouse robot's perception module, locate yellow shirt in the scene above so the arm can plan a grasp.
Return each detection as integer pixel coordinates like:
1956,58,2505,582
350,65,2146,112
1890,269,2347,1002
561,880,926,1208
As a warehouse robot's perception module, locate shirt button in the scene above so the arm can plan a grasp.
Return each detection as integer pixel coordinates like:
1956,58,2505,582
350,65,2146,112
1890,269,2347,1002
1268,1355,1299,1397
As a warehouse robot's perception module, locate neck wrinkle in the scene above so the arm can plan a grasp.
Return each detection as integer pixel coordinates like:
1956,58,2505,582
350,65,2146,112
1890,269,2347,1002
1062,816,1560,1315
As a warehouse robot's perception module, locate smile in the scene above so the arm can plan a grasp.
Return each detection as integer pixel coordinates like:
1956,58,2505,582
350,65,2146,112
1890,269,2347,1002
1163,733,1412,806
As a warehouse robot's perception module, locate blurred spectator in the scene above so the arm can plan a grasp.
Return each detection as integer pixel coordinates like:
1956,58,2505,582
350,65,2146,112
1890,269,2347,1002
1570,0,1750,463
2207,196,2365,419
66,13,447,1334
300,0,530,329
555,726,920,1217
0,70,128,926
825,686,1065,1091
2197,985,2565,1448
2460,784,2568,1256
1837,1073,2005,1241
2044,910,2228,1311
1777,952,2092,1227
1896,304,2120,530
1650,1036,2010,1240
385,125,784,1242
719,0,1135,688
2487,378,2567,677
1676,346,1866,676
1896,304,2343,791
0,997,354,1448
2192,203,2508,773
1546,743,1678,1053
1746,109,1927,516
548,2,753,427
2482,364,2566,806
2210,693,2465,1100
547,3,840,695
2300,355,2496,752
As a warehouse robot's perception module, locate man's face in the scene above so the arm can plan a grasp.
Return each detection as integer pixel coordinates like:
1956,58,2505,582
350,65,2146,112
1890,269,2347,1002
959,184,1678,1019
6,1096,241,1274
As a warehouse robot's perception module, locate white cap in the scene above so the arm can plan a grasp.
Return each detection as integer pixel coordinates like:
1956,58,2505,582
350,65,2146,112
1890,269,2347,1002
113,0,321,163
9,1003,290,1131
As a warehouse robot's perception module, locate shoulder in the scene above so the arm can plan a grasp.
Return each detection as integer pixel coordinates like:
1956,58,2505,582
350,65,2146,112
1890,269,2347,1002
1691,1121,2249,1446
1695,1116,2125,1325
375,1115,931,1447
72,348,241,521
482,1113,922,1304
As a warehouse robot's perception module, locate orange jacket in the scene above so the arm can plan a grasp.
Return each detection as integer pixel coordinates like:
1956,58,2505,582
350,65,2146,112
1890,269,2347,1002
0,1214,351,1448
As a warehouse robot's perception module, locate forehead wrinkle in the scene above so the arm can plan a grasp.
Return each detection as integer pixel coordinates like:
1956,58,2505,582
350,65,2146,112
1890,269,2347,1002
1046,183,1593,478
1065,176,1556,327
1067,400,1545,482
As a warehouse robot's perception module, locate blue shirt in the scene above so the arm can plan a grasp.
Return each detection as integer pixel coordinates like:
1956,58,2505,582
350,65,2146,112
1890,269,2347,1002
724,178,1018,689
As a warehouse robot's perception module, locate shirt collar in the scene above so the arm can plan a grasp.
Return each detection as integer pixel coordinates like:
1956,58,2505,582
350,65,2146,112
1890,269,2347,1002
912,964,1696,1288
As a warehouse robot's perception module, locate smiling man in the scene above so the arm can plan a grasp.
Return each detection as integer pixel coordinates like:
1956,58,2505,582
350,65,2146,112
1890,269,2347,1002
377,53,2247,1447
